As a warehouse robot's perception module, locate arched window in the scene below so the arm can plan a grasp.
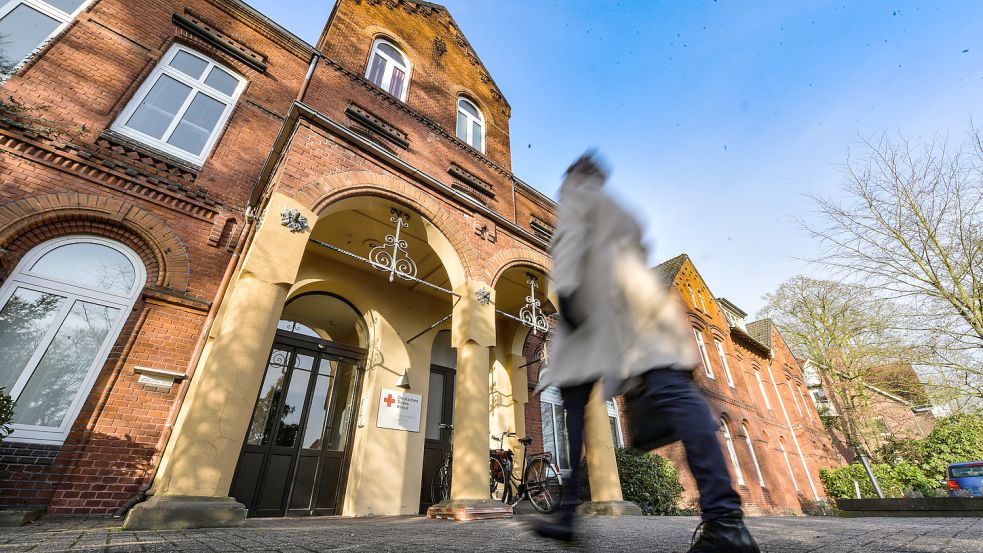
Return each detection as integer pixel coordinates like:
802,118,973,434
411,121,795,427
365,38,410,101
742,423,766,488
456,97,484,152
720,417,744,486
779,437,799,492
0,236,146,444
111,44,246,166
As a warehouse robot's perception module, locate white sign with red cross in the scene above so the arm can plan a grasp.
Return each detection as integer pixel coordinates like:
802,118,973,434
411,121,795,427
376,388,423,432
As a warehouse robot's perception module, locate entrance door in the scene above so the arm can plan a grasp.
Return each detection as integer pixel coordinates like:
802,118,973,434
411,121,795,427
419,364,455,513
231,331,365,517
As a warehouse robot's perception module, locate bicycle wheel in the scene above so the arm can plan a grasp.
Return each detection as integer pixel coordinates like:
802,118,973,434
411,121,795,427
525,458,562,513
431,462,450,505
488,456,509,503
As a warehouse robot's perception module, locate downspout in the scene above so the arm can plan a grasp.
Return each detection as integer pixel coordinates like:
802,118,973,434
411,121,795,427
766,359,820,501
297,50,322,103
115,208,258,517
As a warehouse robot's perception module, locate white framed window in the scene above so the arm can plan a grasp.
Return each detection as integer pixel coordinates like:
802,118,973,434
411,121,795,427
606,399,624,448
797,384,813,421
787,380,803,416
540,386,570,472
110,44,246,166
365,37,410,101
687,284,697,308
0,236,146,444
754,368,771,410
456,97,485,152
721,417,745,486
693,329,714,379
0,0,92,75
714,339,735,387
698,293,708,313
742,423,766,488
779,437,799,492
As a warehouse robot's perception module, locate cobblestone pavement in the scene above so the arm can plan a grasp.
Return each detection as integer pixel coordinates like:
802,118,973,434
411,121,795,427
2,514,982,553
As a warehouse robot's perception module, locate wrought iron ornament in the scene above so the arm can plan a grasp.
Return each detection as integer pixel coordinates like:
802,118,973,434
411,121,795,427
369,209,418,282
519,275,550,334
280,208,309,232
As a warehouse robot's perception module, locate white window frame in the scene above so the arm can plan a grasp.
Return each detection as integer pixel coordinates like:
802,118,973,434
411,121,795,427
787,379,803,416
714,339,735,387
754,368,771,410
698,293,708,313
687,284,697,308
110,44,246,166
0,0,93,75
693,329,714,379
606,399,624,448
456,96,485,153
540,386,571,473
742,423,766,488
797,383,814,421
780,438,799,492
0,236,146,444
721,418,745,486
364,37,411,101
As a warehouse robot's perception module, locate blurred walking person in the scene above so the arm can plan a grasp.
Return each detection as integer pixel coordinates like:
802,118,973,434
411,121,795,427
533,153,759,553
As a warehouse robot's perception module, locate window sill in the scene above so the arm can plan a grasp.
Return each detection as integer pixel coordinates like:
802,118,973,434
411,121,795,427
99,129,204,174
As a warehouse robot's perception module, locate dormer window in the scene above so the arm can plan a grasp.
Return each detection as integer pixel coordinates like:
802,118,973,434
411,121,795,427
365,38,410,101
456,97,484,152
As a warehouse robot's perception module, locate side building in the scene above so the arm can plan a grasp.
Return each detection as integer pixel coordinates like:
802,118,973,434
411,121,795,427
526,254,844,515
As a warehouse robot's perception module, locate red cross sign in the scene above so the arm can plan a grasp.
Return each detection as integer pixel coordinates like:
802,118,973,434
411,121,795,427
384,393,396,408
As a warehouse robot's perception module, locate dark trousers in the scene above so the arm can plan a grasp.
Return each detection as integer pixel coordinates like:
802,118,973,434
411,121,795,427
560,369,742,521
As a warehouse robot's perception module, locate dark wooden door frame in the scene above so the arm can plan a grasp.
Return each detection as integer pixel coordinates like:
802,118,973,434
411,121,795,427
419,363,456,513
231,330,366,517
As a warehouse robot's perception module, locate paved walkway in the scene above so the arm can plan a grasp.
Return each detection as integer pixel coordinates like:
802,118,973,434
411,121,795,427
2,514,982,553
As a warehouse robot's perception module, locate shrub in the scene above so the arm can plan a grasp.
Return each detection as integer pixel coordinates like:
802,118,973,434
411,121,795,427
580,448,684,515
0,388,13,446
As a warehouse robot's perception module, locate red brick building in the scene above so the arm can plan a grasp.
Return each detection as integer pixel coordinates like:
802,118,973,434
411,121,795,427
0,0,574,524
526,254,844,514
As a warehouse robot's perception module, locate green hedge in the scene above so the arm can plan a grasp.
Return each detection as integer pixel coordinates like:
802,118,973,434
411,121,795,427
821,414,983,499
581,448,684,515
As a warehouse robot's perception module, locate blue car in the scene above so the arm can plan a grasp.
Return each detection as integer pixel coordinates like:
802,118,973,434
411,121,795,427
947,461,983,497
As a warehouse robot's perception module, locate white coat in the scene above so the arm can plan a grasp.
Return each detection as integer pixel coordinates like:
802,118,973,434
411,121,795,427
537,164,699,399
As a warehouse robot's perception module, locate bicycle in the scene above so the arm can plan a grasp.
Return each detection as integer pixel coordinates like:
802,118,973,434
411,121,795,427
430,423,453,505
489,431,563,513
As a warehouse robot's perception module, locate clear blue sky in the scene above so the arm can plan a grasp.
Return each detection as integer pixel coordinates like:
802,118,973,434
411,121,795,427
246,0,983,316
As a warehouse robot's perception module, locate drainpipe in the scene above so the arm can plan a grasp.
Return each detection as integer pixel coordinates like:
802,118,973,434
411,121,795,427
115,207,259,517
766,359,820,501
297,50,322,103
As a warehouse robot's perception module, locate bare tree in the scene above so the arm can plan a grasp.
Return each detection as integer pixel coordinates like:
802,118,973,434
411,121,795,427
805,130,983,406
760,276,919,458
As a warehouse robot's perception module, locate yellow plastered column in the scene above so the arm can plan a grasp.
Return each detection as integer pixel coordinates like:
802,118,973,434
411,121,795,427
151,193,313,499
509,353,528,441
448,281,495,500
584,384,623,502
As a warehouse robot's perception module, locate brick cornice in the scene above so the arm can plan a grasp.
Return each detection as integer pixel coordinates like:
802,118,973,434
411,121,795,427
0,128,224,223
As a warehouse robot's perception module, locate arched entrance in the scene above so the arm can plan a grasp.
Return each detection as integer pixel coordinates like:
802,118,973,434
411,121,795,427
230,293,367,517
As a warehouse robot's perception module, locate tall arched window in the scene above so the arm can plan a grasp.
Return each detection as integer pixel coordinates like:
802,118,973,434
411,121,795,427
0,236,146,443
365,38,410,101
742,423,766,488
779,437,799,492
720,417,745,486
456,97,484,152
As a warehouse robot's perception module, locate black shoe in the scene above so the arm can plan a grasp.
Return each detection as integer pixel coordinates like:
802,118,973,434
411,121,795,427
688,511,760,553
531,518,575,542
531,504,577,543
